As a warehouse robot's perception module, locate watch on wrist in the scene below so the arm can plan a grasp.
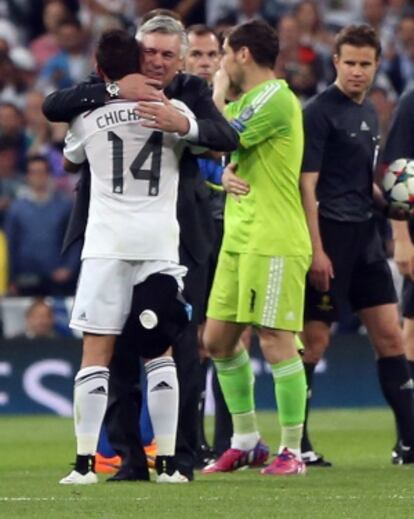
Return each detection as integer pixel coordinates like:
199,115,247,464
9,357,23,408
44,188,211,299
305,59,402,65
106,81,120,99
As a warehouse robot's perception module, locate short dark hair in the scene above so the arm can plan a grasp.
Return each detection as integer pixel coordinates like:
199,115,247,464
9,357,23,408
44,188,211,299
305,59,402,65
335,24,381,59
56,16,82,32
187,24,219,41
0,135,19,152
27,155,50,171
227,20,279,69
95,29,141,81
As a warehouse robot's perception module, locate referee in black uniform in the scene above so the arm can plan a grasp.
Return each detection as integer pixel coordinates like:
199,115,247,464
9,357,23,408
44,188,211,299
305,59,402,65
300,24,414,466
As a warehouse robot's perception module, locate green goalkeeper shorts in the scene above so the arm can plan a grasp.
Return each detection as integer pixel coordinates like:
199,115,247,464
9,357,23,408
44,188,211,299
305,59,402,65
207,250,311,331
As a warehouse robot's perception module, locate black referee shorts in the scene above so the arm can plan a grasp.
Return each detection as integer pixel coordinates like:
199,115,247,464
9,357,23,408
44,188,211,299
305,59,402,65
305,216,397,323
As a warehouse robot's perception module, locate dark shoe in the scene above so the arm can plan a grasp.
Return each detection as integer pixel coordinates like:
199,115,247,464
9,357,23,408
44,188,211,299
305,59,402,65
195,444,216,469
392,442,414,464
106,465,150,482
301,451,333,467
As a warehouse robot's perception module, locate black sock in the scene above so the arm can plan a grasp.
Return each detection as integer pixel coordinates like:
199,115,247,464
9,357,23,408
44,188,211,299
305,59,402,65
408,361,414,381
212,367,233,456
74,454,95,475
301,362,316,453
377,355,414,447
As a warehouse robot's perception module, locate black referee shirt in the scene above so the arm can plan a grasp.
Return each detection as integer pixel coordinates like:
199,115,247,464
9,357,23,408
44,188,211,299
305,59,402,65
302,84,380,222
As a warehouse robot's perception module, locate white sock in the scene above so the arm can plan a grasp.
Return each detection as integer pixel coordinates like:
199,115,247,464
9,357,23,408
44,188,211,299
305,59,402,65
74,365,109,456
279,424,303,459
145,357,179,457
231,432,260,451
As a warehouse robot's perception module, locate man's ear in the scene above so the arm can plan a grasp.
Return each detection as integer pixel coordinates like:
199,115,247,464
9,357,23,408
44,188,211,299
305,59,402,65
239,46,250,65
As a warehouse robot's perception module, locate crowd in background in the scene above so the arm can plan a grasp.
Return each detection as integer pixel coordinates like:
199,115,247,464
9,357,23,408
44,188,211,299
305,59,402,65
0,0,414,336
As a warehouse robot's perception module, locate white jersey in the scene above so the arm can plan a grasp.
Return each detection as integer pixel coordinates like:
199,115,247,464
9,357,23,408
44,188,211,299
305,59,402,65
64,99,196,262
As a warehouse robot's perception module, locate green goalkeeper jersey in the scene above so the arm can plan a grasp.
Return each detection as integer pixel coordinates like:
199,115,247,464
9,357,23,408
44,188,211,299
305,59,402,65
223,79,311,257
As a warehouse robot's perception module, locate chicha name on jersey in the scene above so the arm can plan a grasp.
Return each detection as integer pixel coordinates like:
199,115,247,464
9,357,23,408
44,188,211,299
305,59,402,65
96,108,140,129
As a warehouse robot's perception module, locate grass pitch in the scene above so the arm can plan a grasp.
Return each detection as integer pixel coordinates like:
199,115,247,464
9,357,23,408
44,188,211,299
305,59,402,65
0,409,412,518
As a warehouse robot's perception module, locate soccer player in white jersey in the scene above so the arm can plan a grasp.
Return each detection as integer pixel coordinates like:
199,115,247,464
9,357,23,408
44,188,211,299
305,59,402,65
59,29,201,485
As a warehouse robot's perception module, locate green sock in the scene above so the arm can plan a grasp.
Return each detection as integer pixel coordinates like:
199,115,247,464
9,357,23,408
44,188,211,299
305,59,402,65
272,356,306,451
213,348,256,435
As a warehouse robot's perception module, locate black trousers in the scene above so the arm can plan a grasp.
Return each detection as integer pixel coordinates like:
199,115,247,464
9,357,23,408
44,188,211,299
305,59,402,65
103,260,206,480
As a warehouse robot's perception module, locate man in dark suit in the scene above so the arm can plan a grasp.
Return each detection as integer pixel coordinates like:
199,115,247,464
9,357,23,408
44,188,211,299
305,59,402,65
43,14,238,482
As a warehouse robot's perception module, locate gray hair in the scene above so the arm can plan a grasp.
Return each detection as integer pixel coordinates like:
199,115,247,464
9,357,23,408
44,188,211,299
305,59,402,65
136,16,188,58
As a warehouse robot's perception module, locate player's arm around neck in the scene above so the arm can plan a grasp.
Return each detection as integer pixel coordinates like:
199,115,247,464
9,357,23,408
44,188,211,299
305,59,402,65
300,171,334,292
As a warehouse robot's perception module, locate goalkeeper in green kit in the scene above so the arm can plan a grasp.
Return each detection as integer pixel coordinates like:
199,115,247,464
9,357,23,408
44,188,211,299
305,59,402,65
202,20,312,476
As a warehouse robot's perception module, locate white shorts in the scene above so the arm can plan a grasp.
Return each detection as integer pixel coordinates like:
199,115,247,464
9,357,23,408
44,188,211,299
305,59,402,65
70,258,187,335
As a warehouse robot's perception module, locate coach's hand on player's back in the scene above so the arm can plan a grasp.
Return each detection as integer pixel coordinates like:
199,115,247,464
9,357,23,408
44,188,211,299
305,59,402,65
222,163,250,202
118,73,162,101
309,248,334,292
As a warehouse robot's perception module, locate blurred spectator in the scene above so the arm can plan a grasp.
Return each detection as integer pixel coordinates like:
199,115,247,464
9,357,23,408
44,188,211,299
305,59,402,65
275,14,326,102
159,0,206,25
37,17,92,94
0,135,24,226
0,54,22,107
382,10,414,94
5,155,80,297
24,91,65,178
205,0,237,26
0,16,21,49
8,47,38,108
220,0,277,25
30,0,73,69
135,0,162,26
22,298,56,338
0,102,28,170
293,0,335,56
359,0,394,54
384,0,409,32
79,0,129,45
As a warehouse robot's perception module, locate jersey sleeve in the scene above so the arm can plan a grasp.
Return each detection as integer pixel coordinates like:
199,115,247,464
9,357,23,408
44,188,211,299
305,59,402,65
170,98,207,155
63,118,86,164
302,98,330,173
383,91,414,164
225,83,290,149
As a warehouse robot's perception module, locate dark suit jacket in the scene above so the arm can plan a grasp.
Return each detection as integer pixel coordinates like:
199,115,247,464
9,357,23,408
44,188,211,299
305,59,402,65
43,73,239,268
